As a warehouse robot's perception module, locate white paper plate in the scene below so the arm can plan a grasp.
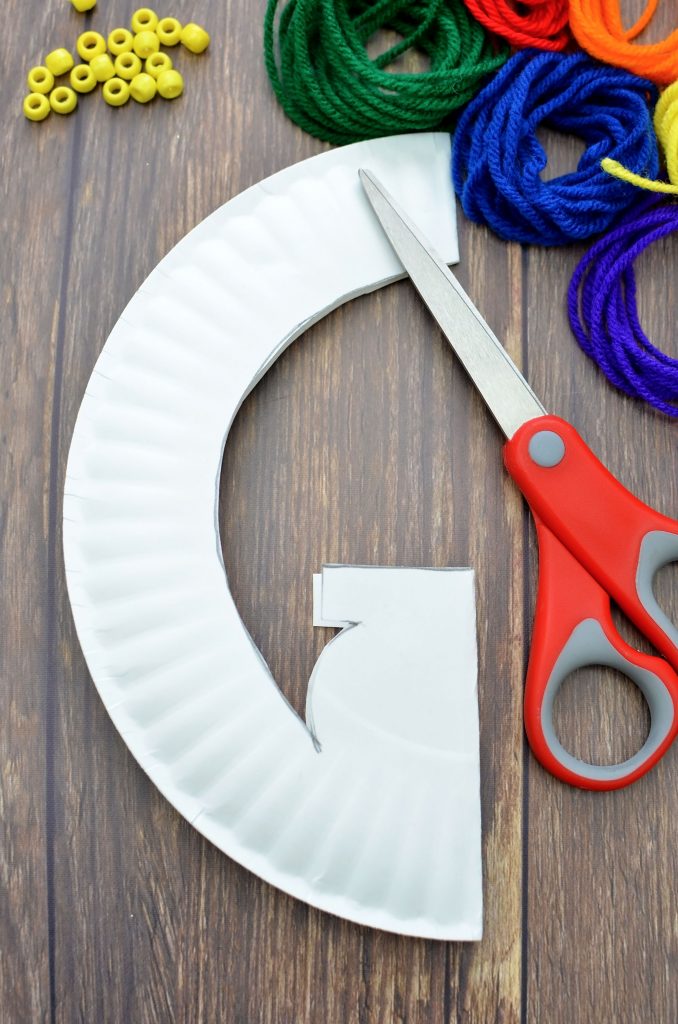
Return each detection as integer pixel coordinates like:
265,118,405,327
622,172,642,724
63,133,483,939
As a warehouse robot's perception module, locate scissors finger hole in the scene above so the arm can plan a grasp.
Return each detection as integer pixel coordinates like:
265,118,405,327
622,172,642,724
553,665,650,767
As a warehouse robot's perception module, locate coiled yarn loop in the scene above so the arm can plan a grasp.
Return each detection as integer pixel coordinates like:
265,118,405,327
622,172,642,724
453,51,660,246
568,195,678,417
264,0,508,145
462,0,569,52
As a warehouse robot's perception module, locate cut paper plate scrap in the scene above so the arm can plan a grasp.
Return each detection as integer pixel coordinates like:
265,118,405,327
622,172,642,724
63,133,483,940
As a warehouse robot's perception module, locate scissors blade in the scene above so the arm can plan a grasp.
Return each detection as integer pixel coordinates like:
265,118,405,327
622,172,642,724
359,169,546,438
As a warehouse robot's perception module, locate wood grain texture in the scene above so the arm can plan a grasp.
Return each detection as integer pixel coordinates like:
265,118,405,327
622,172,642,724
524,130,678,1024
0,0,676,1021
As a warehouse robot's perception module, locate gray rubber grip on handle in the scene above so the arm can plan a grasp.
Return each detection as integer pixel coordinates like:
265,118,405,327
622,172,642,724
541,619,674,784
636,531,678,649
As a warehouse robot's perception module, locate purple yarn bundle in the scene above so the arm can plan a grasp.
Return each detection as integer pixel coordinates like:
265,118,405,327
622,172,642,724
568,194,678,417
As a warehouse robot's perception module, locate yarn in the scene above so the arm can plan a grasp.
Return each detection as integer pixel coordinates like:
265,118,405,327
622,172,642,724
263,0,508,145
603,80,678,195
568,194,678,416
461,0,569,52
452,50,660,246
569,0,678,87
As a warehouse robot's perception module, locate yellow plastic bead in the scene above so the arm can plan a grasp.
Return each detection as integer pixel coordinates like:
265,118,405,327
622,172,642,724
70,63,97,93
23,93,50,121
27,66,54,94
102,77,130,106
70,0,96,11
130,72,157,103
145,52,172,78
89,53,115,82
114,52,142,80
76,31,106,61
50,86,78,114
133,30,160,59
156,17,182,46
180,23,209,54
108,28,134,56
45,49,74,77
131,7,159,32
156,68,183,99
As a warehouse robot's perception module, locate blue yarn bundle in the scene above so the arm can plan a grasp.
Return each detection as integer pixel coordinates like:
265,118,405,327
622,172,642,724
452,50,660,246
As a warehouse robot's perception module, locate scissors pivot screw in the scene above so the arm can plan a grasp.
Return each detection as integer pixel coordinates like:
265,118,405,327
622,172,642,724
528,430,566,468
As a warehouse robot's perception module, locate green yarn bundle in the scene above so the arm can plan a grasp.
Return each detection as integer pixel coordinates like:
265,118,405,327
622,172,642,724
264,0,508,145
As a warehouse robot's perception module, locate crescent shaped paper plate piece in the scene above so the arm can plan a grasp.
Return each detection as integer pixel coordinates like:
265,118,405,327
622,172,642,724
63,133,483,940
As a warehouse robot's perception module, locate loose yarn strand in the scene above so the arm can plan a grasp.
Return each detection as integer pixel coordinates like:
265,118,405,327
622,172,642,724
461,0,570,52
603,80,678,195
264,0,507,145
570,0,678,86
568,194,678,417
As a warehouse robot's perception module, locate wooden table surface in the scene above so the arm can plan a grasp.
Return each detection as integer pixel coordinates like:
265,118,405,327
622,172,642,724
3,1,678,1021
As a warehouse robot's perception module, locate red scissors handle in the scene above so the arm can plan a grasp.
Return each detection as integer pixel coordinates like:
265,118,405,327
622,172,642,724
504,415,678,790
525,519,678,789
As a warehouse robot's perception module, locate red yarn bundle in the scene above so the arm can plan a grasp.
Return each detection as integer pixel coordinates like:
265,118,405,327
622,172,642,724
462,0,570,51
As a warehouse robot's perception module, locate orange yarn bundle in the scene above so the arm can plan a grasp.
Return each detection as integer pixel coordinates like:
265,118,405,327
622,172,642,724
569,0,678,86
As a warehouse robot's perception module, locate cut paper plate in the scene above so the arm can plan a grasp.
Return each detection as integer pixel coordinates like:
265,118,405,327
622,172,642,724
63,133,483,940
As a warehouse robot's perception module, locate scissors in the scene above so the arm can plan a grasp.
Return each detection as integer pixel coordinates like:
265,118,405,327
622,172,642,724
360,168,678,791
